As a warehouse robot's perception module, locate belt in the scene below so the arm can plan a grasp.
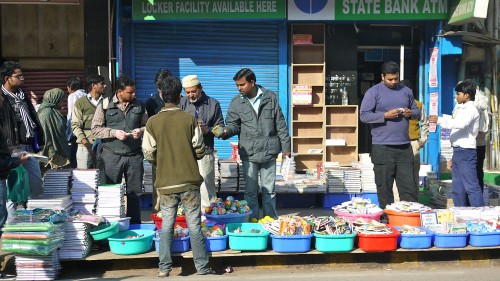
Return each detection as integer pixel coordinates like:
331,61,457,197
452,146,475,151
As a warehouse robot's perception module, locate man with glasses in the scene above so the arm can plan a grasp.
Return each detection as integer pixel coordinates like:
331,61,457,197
0,61,44,216
91,75,147,224
360,61,420,219
179,75,224,210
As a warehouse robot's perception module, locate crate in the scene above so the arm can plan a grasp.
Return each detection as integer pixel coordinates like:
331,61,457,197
150,214,187,230
271,234,313,253
322,193,356,209
226,223,269,251
277,193,317,208
468,231,500,247
205,235,228,252
356,192,379,205
334,210,384,222
357,227,400,252
385,209,422,227
395,226,433,249
433,232,468,248
140,193,153,209
314,232,356,252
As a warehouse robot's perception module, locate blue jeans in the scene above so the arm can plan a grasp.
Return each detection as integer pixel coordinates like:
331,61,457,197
7,144,43,219
0,179,8,231
242,159,278,220
452,148,484,207
158,189,211,274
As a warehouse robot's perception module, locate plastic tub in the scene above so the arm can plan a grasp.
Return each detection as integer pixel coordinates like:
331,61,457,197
433,232,468,248
271,234,313,253
150,214,187,230
108,229,154,255
395,226,433,249
205,212,251,225
129,224,155,231
171,236,190,253
205,235,228,252
106,217,131,232
226,222,269,251
90,222,119,241
468,231,500,247
314,232,357,252
385,209,422,227
357,227,400,252
334,210,384,222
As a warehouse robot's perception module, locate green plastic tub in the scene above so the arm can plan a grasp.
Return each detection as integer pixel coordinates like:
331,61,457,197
108,229,155,255
314,232,357,252
89,221,119,241
226,223,269,251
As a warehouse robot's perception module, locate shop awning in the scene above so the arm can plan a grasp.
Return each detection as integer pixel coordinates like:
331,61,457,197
439,31,500,47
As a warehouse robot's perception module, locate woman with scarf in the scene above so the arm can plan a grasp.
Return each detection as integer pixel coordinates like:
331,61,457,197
37,88,70,171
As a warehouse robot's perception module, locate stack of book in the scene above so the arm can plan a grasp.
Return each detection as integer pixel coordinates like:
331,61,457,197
71,169,99,215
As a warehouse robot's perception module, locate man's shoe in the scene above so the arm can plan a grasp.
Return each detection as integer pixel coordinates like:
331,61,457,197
197,269,220,275
158,271,169,278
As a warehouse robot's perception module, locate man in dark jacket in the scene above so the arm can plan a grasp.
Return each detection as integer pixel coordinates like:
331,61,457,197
0,61,44,215
0,93,29,233
91,75,148,224
179,75,224,210
221,68,291,220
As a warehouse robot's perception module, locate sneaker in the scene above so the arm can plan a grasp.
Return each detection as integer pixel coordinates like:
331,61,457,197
157,271,169,278
197,269,220,275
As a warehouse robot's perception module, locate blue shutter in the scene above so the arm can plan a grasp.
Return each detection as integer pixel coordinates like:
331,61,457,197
132,21,281,158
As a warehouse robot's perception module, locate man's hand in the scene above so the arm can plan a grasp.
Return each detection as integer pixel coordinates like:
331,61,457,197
131,128,143,139
198,121,209,135
418,140,425,148
115,130,130,141
18,153,29,164
282,152,291,159
402,108,412,118
429,115,438,123
384,109,400,119
447,159,452,170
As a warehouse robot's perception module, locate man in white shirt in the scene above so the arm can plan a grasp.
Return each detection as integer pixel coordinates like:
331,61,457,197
429,80,484,207
66,76,86,168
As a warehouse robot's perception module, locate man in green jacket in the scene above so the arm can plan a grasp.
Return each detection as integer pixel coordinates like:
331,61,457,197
221,68,291,220
142,76,215,278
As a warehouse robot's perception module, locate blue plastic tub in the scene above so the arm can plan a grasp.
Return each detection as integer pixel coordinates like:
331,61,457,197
433,232,468,248
129,224,155,231
108,229,154,255
204,212,251,225
226,223,269,251
314,233,356,252
171,236,190,252
395,226,433,249
469,231,500,247
205,235,228,252
270,234,313,253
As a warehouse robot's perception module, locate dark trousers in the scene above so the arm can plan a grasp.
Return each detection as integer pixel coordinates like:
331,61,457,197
68,138,78,168
371,144,417,209
100,148,144,224
476,145,486,192
452,148,484,207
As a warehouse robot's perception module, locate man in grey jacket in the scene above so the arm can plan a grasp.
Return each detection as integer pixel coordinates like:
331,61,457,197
220,68,291,220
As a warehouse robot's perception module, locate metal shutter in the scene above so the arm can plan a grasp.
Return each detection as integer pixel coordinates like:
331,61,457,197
132,21,281,158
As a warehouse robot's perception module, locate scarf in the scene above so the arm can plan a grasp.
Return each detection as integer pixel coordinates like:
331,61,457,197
1,85,36,138
37,88,70,168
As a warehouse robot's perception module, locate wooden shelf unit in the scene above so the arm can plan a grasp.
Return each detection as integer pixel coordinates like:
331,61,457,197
291,24,359,170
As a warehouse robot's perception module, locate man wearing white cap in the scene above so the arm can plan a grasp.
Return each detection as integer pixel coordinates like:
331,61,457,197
179,75,224,210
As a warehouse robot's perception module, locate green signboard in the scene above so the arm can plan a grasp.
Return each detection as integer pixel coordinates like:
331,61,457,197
133,0,286,20
335,0,450,20
448,0,488,25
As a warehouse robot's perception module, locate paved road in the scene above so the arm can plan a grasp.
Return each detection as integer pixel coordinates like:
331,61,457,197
62,266,499,281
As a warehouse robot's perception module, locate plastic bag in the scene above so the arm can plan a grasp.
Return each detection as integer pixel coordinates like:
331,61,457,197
7,165,30,203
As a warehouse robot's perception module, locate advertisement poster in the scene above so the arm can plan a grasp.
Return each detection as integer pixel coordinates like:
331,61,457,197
429,92,439,132
429,48,438,87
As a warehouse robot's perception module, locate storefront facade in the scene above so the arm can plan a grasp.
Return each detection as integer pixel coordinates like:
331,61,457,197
117,0,495,166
